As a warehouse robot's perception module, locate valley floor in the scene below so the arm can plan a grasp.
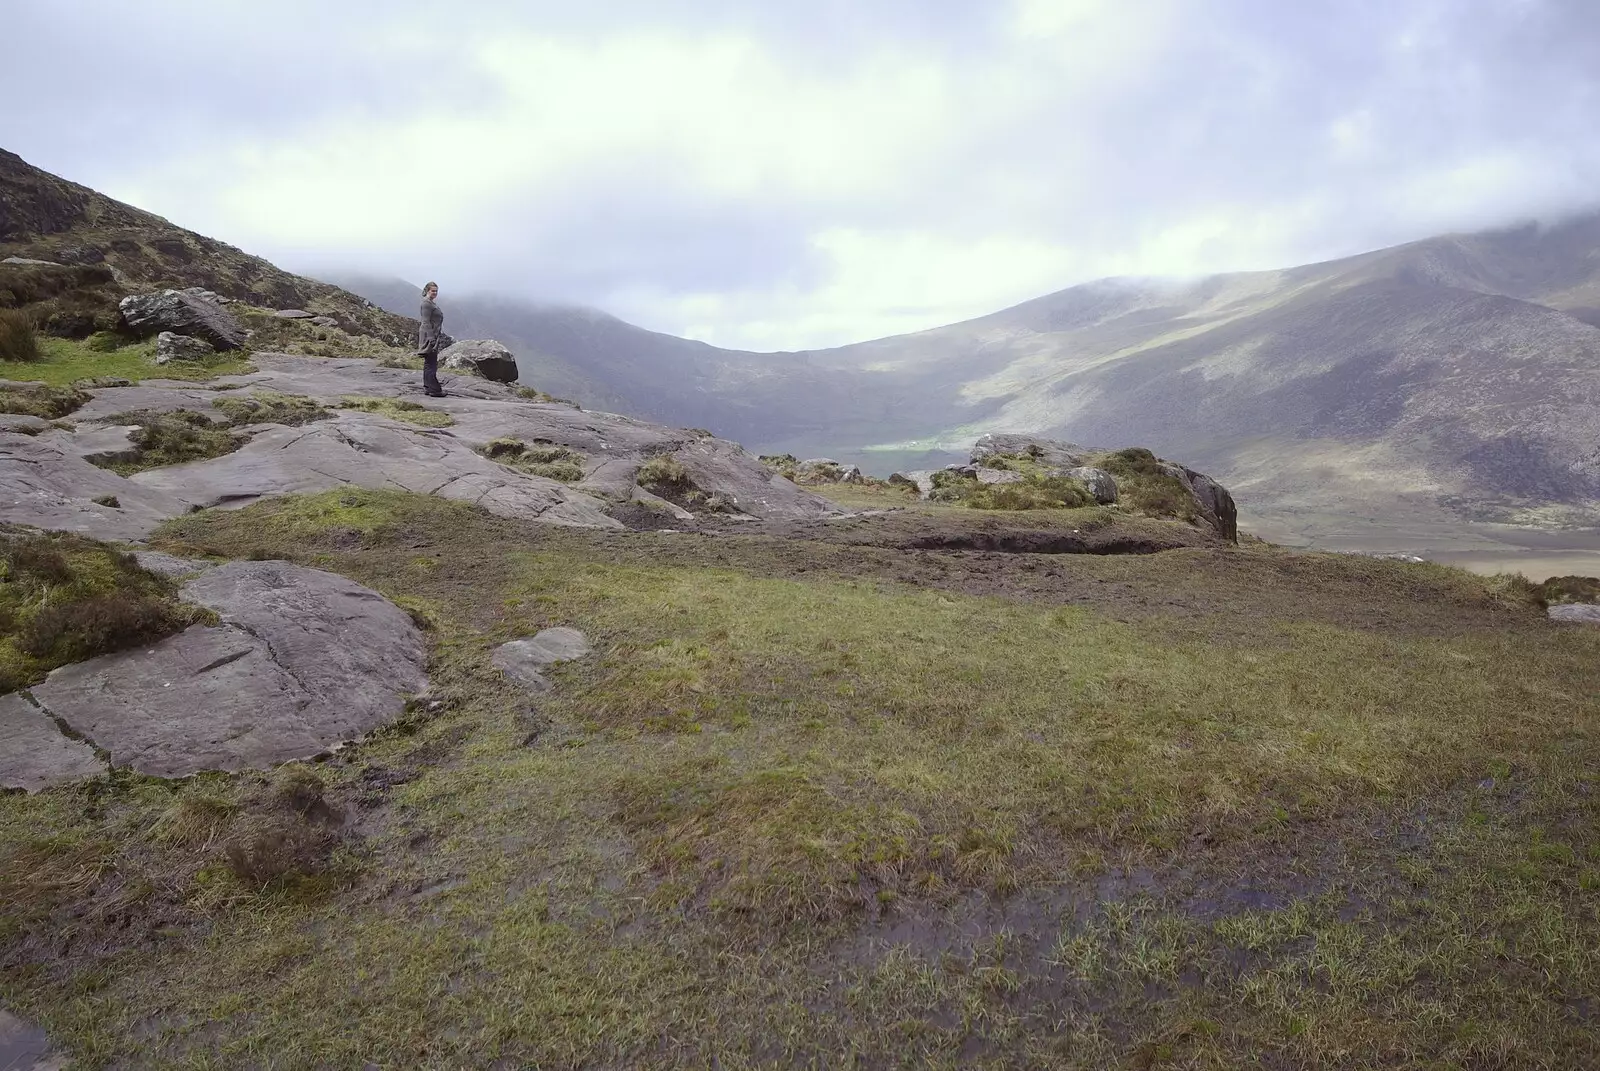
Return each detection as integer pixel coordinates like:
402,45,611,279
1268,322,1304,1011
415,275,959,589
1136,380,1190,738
2,488,1597,1069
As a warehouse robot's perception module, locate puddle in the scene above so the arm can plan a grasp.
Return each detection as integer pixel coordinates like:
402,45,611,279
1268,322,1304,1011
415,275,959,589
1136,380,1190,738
0,1010,60,1071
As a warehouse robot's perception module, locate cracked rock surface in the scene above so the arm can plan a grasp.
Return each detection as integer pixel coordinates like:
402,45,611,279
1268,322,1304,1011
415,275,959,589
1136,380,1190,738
9,561,428,786
0,354,839,542
492,627,594,691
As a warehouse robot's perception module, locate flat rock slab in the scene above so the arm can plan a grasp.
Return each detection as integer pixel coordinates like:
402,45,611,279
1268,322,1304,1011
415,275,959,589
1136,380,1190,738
29,561,428,780
132,551,217,578
492,627,593,691
1550,603,1600,625
0,693,106,793
0,1010,64,1071
0,434,196,541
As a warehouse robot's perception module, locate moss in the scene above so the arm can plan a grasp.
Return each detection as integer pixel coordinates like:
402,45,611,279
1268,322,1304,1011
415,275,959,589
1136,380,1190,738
477,438,586,482
213,391,331,427
0,529,206,693
87,409,240,475
0,380,89,419
337,396,454,428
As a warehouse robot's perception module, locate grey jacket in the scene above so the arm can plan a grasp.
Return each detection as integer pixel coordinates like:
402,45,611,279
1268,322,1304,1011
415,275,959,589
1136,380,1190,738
417,297,445,355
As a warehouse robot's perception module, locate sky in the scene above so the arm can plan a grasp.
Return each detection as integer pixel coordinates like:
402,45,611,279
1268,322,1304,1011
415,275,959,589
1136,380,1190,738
6,0,1600,351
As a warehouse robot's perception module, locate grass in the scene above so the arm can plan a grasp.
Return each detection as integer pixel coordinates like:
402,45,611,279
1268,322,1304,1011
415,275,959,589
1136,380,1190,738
0,308,41,362
0,335,253,389
478,437,586,482
212,390,331,427
1091,447,1202,524
85,410,241,475
2,489,1598,1067
336,396,455,428
0,529,206,693
0,380,89,419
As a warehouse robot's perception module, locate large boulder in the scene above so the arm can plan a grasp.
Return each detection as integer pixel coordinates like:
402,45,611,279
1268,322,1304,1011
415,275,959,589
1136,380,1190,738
972,433,1090,469
441,339,519,383
1066,466,1119,505
155,331,218,365
1550,604,1600,625
793,458,864,484
119,290,246,350
1159,461,1238,542
27,561,430,779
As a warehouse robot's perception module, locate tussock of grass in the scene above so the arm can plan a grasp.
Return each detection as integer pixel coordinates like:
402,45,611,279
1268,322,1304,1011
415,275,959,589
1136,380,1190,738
0,308,41,362
929,458,1096,511
1090,447,1200,523
87,409,240,475
337,396,454,428
212,390,331,427
477,438,586,482
0,379,88,419
636,453,690,489
0,529,205,693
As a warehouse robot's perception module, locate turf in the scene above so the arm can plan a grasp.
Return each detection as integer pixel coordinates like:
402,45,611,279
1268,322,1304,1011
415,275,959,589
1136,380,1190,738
1,489,1597,1068
0,335,253,388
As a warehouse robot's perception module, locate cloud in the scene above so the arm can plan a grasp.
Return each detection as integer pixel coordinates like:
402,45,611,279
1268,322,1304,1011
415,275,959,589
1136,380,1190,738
6,0,1600,350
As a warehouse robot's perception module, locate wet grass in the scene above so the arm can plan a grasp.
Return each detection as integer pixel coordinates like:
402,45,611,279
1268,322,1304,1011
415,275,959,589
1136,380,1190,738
1,488,1597,1067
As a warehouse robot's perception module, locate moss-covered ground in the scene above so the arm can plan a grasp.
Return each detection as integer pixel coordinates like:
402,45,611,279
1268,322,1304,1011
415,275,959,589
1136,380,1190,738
0,335,253,391
1,489,1597,1068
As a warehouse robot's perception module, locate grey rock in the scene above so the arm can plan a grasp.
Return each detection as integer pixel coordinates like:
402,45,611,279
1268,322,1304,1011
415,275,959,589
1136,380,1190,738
972,433,1089,469
492,627,593,691
793,458,863,484
179,287,229,304
441,339,519,384
1,256,61,267
309,316,339,328
890,470,936,497
155,331,218,365
274,309,315,319
0,415,50,435
1550,603,1600,625
0,1009,65,1071
31,562,428,778
0,693,107,793
1066,466,1119,504
133,551,217,578
0,433,197,541
119,290,246,350
976,468,1023,486
1159,461,1238,542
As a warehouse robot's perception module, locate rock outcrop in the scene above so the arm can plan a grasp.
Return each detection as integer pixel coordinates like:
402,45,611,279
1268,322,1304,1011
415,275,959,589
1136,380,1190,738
119,290,247,350
1549,603,1600,625
24,561,429,781
1067,466,1119,504
0,354,842,543
441,339,519,383
0,692,107,792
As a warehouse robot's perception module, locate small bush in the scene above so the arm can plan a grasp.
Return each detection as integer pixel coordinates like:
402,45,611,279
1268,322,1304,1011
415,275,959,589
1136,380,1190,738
88,409,241,475
17,591,199,660
222,814,337,887
213,391,331,427
0,308,41,362
637,454,691,489
966,477,1094,511
1534,575,1600,606
476,438,586,482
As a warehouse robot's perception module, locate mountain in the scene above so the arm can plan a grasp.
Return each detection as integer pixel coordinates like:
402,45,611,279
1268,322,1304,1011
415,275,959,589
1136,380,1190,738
333,218,1600,542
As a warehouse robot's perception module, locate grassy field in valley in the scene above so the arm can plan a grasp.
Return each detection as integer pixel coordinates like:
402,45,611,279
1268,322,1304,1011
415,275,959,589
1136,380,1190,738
0,489,1597,1068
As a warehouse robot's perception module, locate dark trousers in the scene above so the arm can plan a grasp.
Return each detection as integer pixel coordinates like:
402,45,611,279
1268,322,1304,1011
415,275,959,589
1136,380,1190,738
421,351,441,395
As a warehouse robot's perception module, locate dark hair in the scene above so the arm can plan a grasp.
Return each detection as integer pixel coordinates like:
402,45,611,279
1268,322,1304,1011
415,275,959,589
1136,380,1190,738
423,281,437,295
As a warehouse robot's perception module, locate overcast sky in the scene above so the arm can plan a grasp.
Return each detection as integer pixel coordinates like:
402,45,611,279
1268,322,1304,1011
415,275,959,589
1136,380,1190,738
6,0,1599,350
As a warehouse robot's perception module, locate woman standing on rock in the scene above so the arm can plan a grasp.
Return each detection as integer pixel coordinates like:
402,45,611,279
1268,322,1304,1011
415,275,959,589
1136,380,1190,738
417,281,446,398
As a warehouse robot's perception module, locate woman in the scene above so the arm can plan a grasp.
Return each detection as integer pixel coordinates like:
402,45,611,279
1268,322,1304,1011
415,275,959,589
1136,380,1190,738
417,281,445,397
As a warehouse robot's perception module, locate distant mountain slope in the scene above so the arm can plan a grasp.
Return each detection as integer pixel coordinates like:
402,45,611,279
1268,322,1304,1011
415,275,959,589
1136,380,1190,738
336,216,1600,532
0,149,414,346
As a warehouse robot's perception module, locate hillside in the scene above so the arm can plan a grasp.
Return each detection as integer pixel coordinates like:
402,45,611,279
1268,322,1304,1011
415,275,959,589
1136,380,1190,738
334,218,1600,548
0,149,415,348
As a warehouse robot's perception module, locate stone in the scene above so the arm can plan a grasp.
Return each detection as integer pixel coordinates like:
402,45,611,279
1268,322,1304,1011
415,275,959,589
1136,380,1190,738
274,309,316,319
30,562,429,778
0,415,50,435
155,331,218,365
976,468,1023,486
1066,466,1119,504
440,339,519,384
1,256,61,267
119,290,247,350
492,627,593,691
0,1009,65,1071
0,433,197,541
1159,461,1238,542
792,458,863,484
309,316,339,328
889,470,937,497
972,433,1089,470
0,693,107,793
1550,603,1600,625
179,287,229,304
